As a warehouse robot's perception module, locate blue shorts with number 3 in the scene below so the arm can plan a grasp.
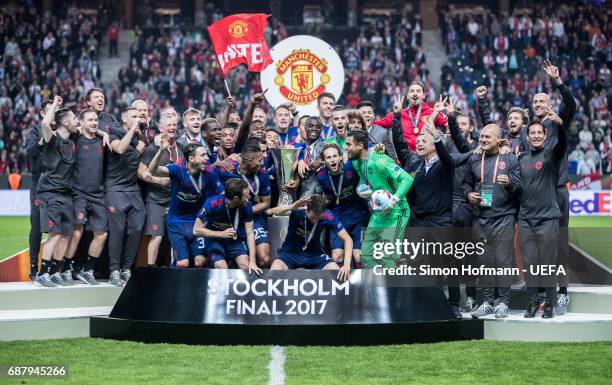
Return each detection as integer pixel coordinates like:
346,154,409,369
167,220,205,262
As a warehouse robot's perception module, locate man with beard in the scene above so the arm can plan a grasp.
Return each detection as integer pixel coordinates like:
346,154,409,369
105,107,146,286
463,124,522,318
138,114,183,267
325,106,349,153
26,100,53,279
346,130,414,269
316,92,335,139
356,100,397,160
177,108,204,147
149,141,223,268
476,86,527,155
268,194,352,281
35,96,78,287
274,104,299,146
531,60,576,315
520,115,566,319
63,109,109,285
317,143,369,268
85,87,121,134
215,138,272,268
374,81,447,152
194,179,260,275
132,99,158,146
295,117,325,197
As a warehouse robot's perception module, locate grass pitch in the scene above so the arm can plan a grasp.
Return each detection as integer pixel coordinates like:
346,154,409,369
0,339,610,384
0,216,30,260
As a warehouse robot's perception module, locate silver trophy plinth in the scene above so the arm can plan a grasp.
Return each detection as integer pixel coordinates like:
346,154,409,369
272,146,299,206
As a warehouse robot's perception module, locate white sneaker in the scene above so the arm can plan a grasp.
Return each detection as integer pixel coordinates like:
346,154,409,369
556,294,570,315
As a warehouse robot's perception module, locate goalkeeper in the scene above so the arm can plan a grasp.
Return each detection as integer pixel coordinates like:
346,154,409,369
345,130,414,268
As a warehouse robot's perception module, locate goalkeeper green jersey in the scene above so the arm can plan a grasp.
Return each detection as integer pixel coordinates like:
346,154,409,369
352,151,413,217
325,135,347,151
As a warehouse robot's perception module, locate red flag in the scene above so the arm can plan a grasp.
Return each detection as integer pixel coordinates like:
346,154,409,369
207,13,273,75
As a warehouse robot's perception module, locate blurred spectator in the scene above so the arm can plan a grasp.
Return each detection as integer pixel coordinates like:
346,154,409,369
8,168,21,190
440,2,610,176
0,3,105,175
108,23,119,57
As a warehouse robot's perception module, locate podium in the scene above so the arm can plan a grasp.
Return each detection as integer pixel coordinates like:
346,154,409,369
90,268,482,345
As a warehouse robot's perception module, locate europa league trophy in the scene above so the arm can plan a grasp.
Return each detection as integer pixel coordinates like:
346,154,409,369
272,146,300,206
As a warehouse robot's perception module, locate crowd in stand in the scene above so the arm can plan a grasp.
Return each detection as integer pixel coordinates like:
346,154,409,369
0,3,107,175
108,17,289,123
440,1,610,178
0,3,610,180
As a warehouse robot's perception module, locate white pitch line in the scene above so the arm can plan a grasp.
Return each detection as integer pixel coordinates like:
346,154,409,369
268,345,286,385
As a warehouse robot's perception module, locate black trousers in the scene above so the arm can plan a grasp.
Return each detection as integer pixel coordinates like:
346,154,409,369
106,191,145,271
556,186,569,290
452,201,476,299
518,218,559,306
472,215,516,305
409,214,460,306
29,185,42,265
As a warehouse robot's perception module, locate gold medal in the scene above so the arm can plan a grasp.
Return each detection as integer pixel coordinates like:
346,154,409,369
413,126,419,134
302,245,307,251
232,234,238,240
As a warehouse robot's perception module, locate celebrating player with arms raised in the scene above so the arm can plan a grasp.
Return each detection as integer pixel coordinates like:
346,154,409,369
149,140,223,268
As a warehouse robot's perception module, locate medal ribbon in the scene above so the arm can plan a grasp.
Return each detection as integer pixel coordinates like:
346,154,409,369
480,153,500,185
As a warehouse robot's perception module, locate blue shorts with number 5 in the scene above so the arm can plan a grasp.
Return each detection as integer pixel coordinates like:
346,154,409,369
167,220,205,262
254,214,269,245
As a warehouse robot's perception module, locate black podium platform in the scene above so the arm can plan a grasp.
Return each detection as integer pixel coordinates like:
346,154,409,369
90,268,483,345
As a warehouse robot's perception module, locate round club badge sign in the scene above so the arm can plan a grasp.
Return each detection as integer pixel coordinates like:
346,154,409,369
261,35,344,116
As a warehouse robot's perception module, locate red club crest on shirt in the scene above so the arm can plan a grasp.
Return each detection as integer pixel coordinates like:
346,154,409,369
83,145,90,151
98,145,104,153
48,220,54,228
152,224,158,231
345,170,353,179
108,206,116,213
498,161,507,170
535,160,543,170
77,212,85,220
34,199,40,206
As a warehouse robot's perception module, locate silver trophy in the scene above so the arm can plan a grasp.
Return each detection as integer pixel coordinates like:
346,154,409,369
272,146,300,206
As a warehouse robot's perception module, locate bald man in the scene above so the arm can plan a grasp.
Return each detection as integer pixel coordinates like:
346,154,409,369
532,60,576,315
132,100,159,146
463,124,522,318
